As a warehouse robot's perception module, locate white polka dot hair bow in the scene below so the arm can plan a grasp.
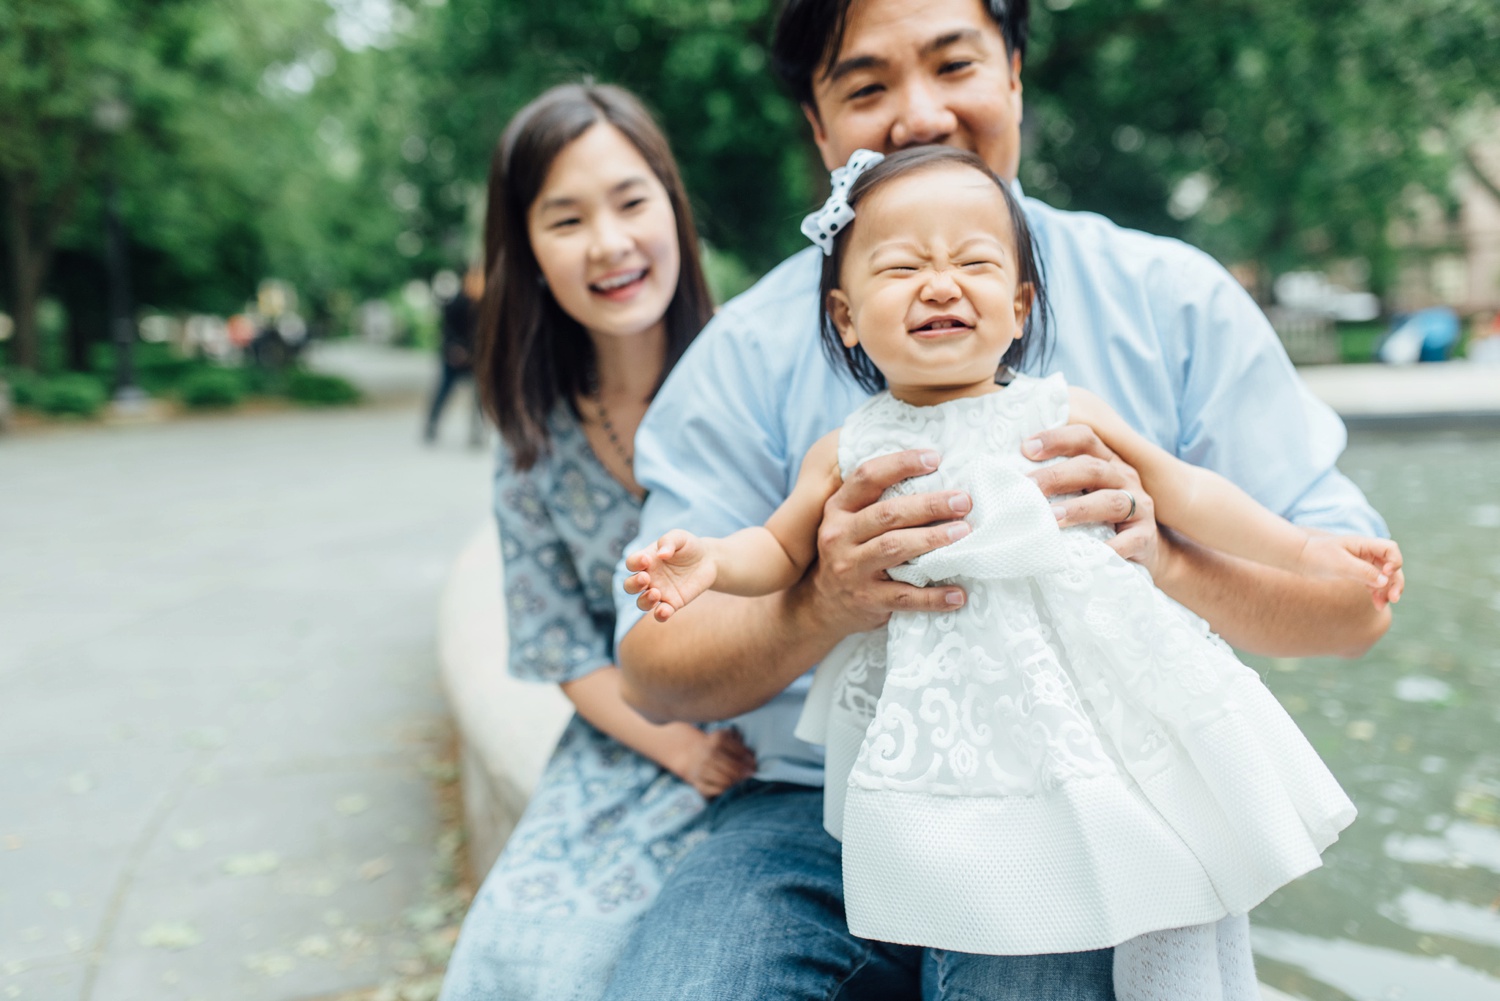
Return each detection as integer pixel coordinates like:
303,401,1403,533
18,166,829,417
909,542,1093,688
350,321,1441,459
799,148,886,256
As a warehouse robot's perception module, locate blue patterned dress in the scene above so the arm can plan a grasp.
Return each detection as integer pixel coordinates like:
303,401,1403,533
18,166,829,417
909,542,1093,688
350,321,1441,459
441,405,710,1001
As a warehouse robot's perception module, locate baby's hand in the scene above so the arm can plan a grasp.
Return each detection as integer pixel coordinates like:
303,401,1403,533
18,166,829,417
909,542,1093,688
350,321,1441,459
660,725,757,798
623,529,718,621
1301,534,1405,610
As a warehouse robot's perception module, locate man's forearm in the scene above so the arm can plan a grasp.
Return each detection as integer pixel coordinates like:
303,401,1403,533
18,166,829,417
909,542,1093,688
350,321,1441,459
1154,530,1390,658
618,579,844,724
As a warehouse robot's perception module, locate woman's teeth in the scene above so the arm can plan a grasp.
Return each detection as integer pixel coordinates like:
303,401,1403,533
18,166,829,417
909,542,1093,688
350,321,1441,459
593,269,647,292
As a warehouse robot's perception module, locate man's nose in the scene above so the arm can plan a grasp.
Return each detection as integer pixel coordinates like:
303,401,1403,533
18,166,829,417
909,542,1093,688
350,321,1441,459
890,79,957,148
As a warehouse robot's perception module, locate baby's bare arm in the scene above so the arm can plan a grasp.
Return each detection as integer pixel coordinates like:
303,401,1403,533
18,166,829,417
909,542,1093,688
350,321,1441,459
716,430,843,593
1067,388,1334,573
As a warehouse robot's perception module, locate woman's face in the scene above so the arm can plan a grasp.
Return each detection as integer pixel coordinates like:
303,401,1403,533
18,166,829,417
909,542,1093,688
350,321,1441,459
527,123,680,345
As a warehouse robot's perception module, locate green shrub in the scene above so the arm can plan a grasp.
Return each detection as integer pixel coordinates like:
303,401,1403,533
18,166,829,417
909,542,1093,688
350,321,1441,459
5,369,43,408
37,374,107,417
287,370,360,407
179,367,245,409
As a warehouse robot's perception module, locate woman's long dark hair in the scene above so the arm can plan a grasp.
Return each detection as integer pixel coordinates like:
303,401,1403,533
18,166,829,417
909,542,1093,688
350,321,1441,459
476,83,714,470
818,146,1051,393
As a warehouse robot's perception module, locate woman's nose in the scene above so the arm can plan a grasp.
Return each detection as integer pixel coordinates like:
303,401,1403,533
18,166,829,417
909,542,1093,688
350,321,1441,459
890,79,958,149
589,215,633,262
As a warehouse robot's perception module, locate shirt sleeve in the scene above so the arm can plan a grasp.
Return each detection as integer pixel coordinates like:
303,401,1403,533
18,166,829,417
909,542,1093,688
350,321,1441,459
612,305,795,649
1158,248,1388,538
495,452,613,684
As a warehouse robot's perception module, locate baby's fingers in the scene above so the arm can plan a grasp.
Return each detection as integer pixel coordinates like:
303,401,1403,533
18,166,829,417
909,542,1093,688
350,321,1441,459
652,600,677,622
623,570,651,595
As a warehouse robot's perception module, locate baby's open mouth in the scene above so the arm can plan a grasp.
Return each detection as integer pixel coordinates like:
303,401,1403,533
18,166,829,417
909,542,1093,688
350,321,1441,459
912,317,971,333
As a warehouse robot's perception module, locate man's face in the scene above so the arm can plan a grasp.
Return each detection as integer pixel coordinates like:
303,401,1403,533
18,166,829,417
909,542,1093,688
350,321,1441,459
806,0,1023,180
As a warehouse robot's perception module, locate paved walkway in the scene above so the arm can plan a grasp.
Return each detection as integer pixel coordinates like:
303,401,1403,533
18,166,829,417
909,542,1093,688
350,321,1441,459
0,399,492,1001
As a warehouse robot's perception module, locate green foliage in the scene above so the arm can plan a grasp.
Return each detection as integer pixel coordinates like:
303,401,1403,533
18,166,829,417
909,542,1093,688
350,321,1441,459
286,370,360,407
36,373,107,416
5,368,44,407
1023,0,1500,290
4,0,1496,374
177,366,245,408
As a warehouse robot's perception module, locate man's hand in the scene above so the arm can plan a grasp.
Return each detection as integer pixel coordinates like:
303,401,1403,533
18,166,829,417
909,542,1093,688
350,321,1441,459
1023,426,1165,575
800,448,972,638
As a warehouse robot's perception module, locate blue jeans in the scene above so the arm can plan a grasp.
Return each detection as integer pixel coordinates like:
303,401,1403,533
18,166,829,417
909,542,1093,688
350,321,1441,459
601,781,1114,1000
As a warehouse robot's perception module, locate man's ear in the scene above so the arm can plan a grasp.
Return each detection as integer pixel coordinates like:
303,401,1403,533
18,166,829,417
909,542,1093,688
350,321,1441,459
1013,281,1035,335
802,102,838,172
827,289,858,347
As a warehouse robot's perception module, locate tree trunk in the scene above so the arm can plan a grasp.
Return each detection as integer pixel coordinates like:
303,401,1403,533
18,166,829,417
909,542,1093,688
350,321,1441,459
5,178,41,371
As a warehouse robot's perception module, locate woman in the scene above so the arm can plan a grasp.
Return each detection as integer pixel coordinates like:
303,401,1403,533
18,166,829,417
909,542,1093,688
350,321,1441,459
440,83,754,1001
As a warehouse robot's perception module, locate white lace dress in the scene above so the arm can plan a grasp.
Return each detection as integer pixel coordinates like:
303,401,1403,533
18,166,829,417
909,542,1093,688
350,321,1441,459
795,374,1355,991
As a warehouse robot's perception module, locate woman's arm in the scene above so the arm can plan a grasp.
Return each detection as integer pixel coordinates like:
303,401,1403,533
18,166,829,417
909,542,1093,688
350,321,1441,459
560,667,756,797
1067,387,1401,599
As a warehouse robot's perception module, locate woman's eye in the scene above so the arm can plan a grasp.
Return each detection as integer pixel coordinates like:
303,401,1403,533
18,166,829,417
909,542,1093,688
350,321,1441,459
847,83,884,101
940,60,974,74
621,197,646,211
549,217,581,230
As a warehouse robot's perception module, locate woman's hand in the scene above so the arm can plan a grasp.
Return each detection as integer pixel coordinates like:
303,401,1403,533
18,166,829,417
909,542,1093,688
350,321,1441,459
660,725,757,798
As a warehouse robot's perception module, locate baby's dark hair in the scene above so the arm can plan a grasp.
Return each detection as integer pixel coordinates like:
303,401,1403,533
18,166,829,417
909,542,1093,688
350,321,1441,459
818,146,1050,393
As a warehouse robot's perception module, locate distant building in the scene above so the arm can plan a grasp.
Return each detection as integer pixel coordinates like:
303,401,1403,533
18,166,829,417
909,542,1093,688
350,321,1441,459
1389,124,1500,314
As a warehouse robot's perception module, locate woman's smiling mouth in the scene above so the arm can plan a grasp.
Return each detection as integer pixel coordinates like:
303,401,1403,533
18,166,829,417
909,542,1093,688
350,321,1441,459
590,267,650,301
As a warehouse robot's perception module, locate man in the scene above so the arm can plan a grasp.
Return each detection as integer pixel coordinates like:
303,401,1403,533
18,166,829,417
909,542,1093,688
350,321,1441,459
606,0,1389,995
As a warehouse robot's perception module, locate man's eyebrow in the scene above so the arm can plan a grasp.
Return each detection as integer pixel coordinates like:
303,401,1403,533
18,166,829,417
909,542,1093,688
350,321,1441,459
826,53,885,85
825,27,983,85
922,28,981,57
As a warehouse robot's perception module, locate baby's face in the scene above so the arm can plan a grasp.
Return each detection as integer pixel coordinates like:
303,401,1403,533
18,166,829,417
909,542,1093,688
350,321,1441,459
828,164,1029,402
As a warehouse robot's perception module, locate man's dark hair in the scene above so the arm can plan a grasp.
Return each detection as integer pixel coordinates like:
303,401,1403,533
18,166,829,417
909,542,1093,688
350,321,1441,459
772,0,1030,109
817,146,1050,393
474,83,714,470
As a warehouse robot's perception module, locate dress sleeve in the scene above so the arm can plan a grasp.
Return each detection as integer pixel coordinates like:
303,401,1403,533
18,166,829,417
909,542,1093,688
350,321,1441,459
1158,248,1388,538
494,452,612,684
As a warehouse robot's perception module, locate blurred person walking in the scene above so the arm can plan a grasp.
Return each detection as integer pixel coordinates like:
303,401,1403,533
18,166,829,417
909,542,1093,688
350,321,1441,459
438,84,748,1001
424,265,485,445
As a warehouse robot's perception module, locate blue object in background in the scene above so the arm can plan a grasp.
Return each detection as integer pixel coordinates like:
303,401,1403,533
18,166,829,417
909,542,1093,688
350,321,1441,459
1378,307,1461,364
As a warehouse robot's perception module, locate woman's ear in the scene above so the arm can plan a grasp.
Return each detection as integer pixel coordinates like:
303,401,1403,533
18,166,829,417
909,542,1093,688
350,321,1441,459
828,289,859,348
1013,282,1035,336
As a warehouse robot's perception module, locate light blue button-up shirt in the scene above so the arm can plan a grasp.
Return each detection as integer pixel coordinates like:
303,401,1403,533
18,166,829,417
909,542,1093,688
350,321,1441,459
615,193,1385,788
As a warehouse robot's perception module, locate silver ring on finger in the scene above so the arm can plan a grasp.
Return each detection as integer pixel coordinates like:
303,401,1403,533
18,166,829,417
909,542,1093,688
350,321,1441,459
1121,489,1137,522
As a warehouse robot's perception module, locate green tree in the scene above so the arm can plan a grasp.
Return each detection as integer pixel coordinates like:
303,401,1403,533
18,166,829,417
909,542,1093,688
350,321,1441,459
1023,0,1500,292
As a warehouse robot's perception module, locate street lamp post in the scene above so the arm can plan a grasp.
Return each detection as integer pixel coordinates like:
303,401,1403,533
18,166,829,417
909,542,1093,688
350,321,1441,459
93,96,146,410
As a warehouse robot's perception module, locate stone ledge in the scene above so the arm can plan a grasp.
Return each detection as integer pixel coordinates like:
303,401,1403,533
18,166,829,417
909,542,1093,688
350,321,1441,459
438,523,571,878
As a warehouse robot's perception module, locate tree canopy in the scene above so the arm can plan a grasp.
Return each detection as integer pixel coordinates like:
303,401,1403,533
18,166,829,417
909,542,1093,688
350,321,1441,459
2,0,1497,372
